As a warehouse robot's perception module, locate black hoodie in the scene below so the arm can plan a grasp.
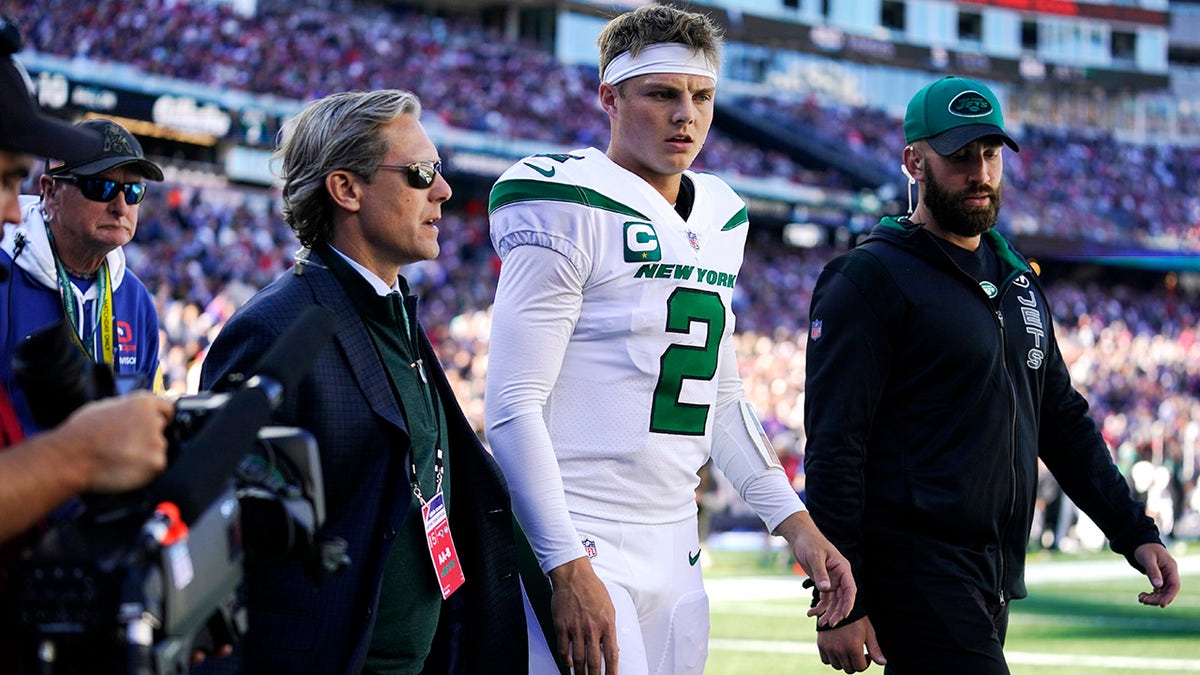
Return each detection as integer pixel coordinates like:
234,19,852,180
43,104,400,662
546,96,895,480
803,216,1160,627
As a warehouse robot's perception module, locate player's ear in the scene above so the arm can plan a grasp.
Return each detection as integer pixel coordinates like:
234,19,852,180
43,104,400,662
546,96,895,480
599,82,620,118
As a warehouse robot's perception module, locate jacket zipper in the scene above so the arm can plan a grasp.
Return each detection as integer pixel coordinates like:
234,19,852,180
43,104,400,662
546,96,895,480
996,308,1018,607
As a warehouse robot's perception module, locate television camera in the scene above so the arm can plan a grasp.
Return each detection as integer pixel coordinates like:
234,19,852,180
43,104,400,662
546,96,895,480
7,306,348,675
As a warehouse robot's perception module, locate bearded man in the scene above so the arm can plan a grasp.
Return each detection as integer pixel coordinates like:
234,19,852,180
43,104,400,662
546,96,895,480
801,75,1179,674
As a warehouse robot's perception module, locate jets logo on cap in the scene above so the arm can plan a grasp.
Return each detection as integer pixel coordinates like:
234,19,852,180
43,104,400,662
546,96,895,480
948,91,993,118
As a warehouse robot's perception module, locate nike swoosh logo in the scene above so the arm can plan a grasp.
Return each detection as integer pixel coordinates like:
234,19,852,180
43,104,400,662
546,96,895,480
689,549,701,566
523,162,555,177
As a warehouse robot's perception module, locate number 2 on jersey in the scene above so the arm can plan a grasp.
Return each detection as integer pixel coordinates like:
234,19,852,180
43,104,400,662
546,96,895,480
650,288,725,435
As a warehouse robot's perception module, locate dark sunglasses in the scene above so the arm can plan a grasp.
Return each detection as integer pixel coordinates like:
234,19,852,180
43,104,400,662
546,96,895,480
53,175,147,205
375,160,443,189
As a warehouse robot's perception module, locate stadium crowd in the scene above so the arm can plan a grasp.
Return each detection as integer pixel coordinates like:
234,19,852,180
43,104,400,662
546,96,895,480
735,94,1200,252
8,0,823,187
6,1,1198,544
12,0,1199,253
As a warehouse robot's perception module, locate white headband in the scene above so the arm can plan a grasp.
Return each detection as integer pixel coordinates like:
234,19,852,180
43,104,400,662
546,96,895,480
601,43,718,86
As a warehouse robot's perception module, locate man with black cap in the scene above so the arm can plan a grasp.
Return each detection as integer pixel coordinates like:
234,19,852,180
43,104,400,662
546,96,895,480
0,17,170,545
1,117,165,432
802,75,1180,673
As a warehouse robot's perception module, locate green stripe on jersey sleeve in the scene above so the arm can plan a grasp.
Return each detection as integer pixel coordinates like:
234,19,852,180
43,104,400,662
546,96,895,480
489,178,648,219
720,206,750,231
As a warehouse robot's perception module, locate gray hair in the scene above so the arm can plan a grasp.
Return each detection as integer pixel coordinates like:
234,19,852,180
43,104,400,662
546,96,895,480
275,89,422,248
596,4,723,81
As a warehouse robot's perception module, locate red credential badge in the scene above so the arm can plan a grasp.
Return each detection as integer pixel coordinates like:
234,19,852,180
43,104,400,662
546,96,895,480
422,491,465,599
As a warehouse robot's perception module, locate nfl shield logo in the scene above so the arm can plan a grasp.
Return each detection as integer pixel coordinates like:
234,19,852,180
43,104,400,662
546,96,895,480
687,230,700,251
582,538,598,559
810,320,823,341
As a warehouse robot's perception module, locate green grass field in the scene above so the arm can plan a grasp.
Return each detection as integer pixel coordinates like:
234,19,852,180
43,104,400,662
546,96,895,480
703,543,1200,674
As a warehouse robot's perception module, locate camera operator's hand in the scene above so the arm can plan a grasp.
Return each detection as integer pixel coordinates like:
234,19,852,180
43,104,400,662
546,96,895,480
0,391,172,543
61,392,172,493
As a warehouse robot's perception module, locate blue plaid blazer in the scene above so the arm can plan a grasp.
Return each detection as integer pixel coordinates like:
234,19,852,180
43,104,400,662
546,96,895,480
194,248,525,674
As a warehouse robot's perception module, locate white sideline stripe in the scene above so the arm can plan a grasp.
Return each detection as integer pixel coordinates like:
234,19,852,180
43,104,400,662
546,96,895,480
1005,652,1200,671
1024,553,1200,584
714,604,1200,631
705,555,1200,602
707,576,808,602
709,639,1200,671
709,638,814,655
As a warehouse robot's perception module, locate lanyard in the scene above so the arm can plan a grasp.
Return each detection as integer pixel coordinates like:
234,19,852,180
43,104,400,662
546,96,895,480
410,445,444,507
397,293,443,507
45,220,115,366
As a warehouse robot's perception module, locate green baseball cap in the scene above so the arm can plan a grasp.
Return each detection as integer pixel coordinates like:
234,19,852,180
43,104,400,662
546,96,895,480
904,75,1019,155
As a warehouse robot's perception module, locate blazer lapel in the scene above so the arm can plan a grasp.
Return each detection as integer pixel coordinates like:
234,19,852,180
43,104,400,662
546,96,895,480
300,250,408,434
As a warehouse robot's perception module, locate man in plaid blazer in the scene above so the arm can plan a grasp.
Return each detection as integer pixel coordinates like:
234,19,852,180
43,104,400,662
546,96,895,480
197,90,525,674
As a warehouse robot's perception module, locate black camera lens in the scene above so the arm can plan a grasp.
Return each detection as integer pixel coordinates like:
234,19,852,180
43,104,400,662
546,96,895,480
12,320,115,429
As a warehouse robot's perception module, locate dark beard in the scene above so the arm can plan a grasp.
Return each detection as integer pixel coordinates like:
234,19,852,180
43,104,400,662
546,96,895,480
923,169,1002,237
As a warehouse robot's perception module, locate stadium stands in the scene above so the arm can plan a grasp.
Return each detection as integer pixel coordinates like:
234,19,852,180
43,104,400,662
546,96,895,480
10,1,1199,539
14,1,1198,253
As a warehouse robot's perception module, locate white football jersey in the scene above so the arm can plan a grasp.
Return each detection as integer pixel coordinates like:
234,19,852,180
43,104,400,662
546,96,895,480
489,148,750,524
